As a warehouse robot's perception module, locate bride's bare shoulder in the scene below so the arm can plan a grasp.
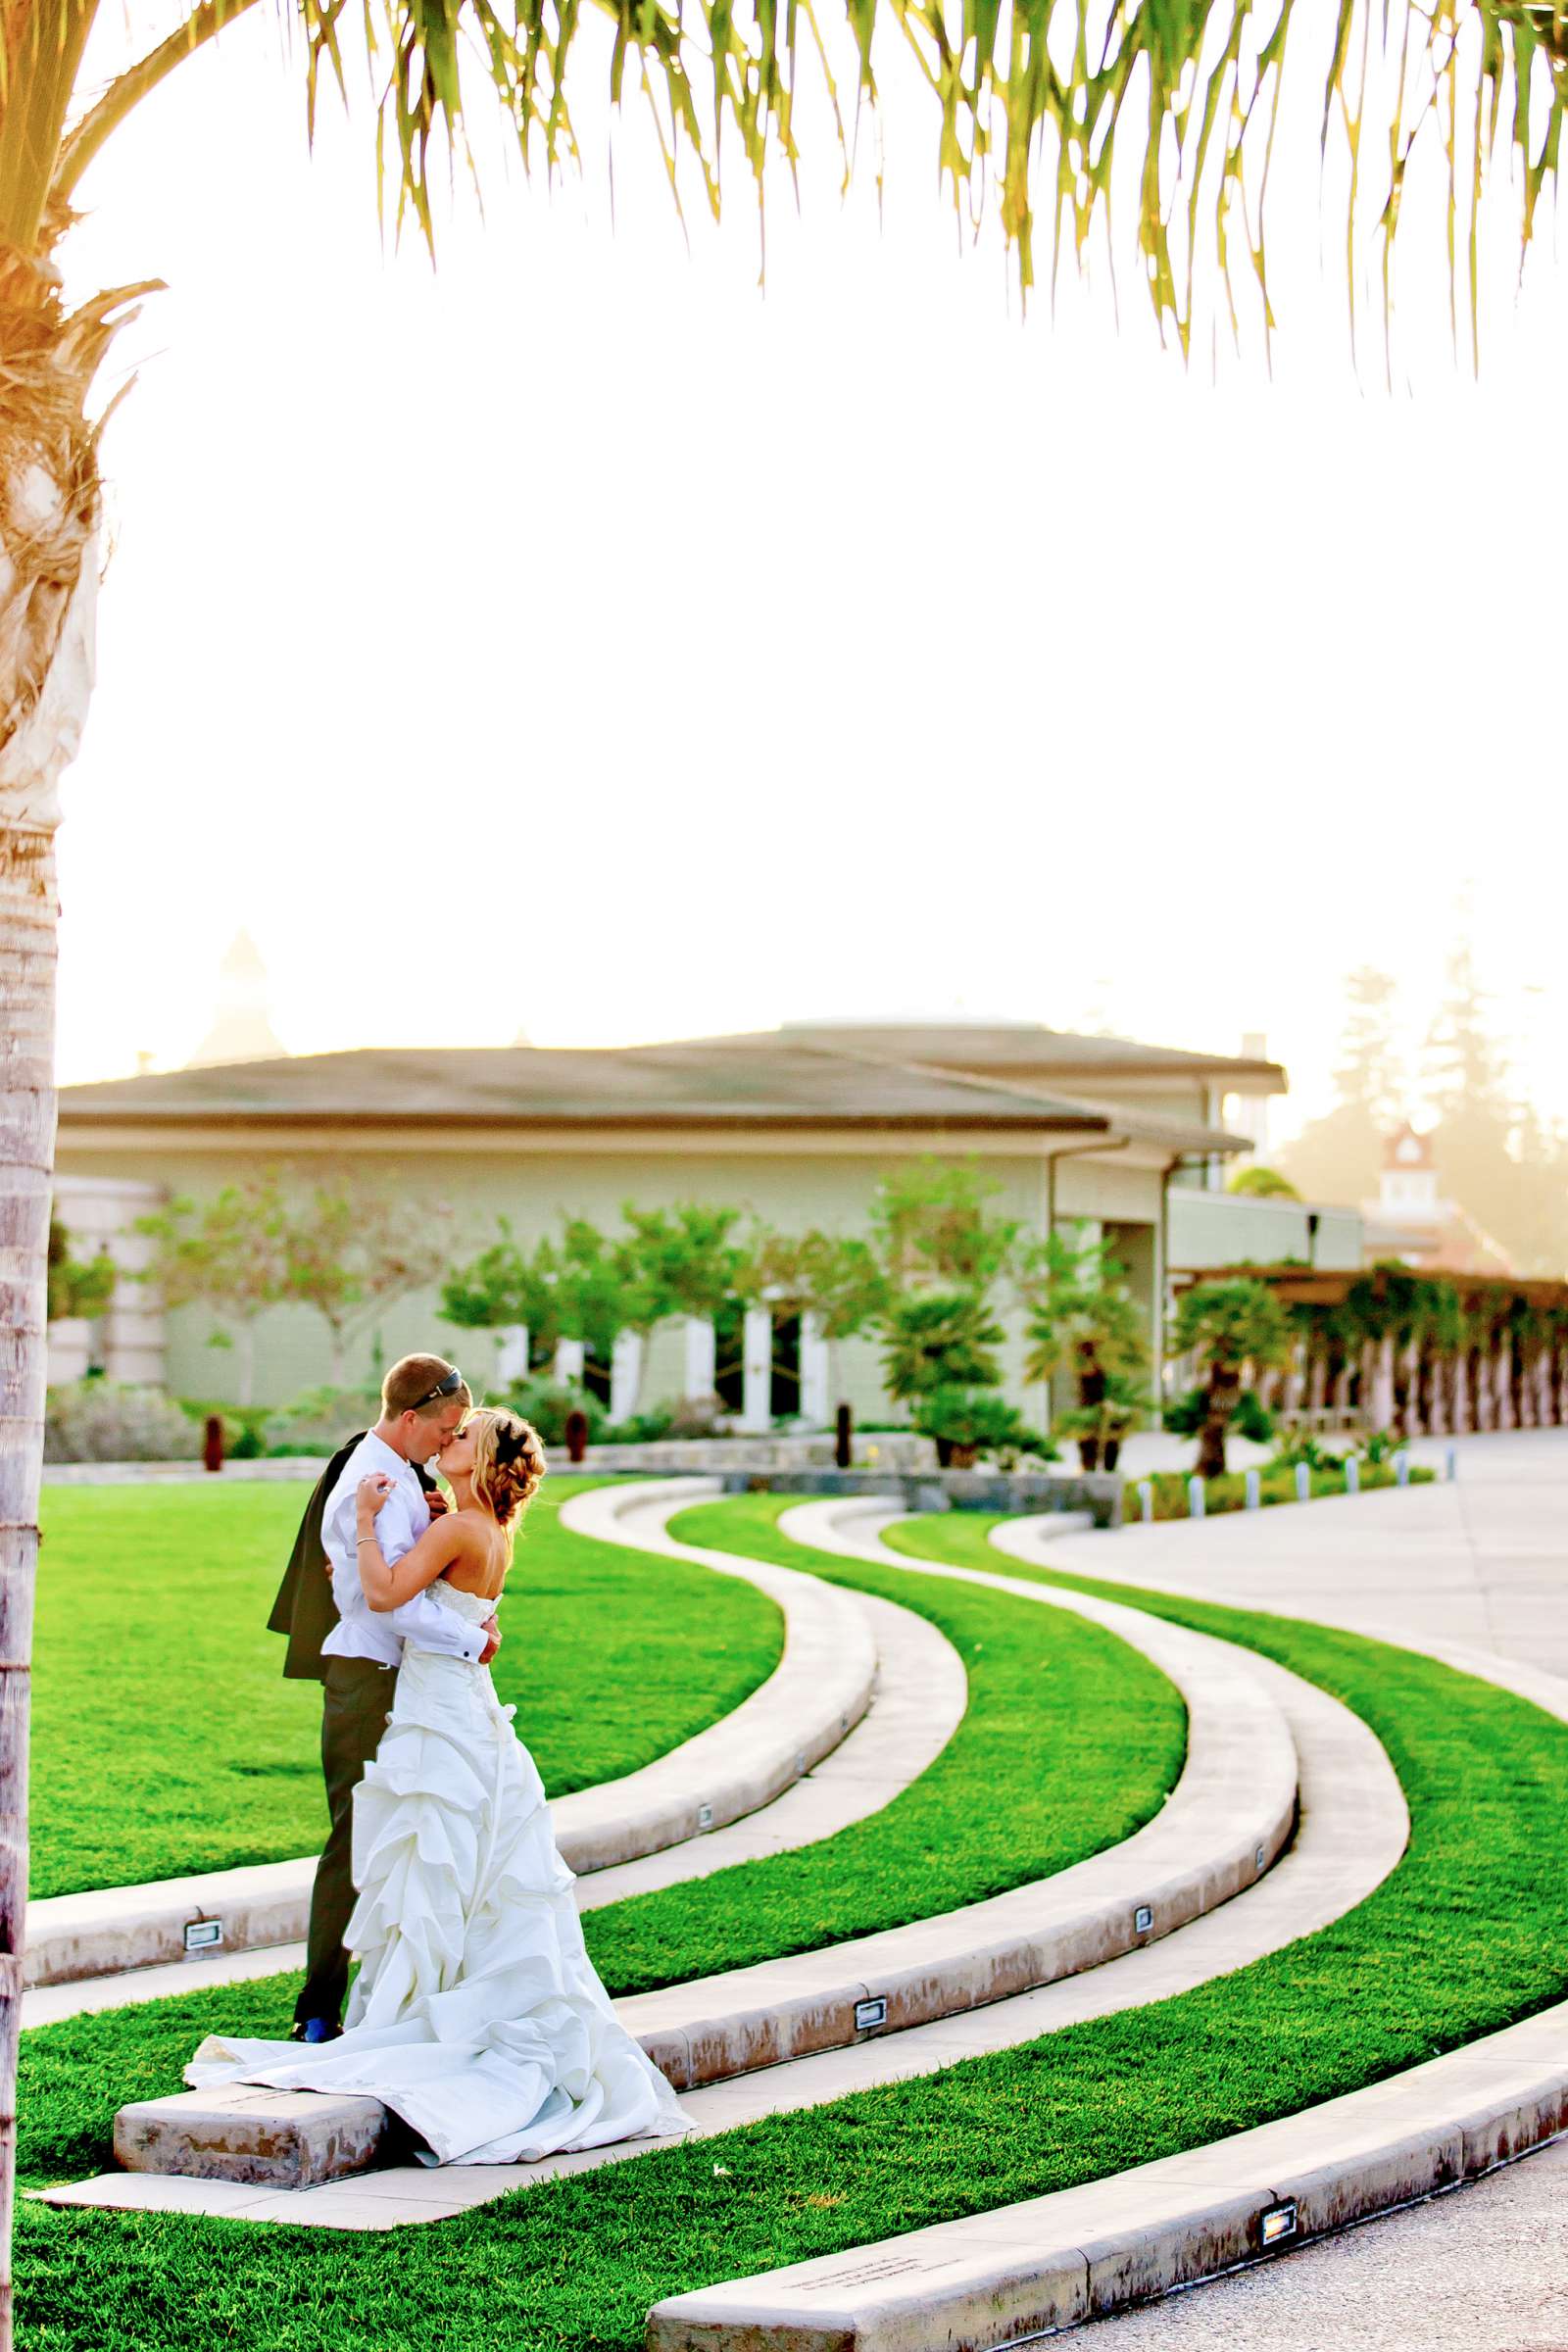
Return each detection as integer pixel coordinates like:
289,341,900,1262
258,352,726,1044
440,1510,503,1593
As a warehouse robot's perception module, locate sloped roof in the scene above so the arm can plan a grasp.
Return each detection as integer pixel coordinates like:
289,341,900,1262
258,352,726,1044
691,1020,1286,1086
57,1042,1110,1132
57,1036,1251,1153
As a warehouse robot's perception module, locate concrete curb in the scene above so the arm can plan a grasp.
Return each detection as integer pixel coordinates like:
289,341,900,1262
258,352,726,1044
90,1485,1298,2186
24,1478,876,1989
31,1584,1403,2226
645,2005,1568,2350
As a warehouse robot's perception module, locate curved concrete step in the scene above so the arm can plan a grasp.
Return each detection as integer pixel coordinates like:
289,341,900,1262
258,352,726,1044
24,1478,878,1992
76,1488,1300,2192
35,1575,1401,2226
647,2001,1568,2350
24,1494,966,2030
612,1496,1299,2093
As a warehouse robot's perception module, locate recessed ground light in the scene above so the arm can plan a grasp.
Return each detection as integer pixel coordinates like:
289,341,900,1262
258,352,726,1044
1134,1905,1153,1934
796,1752,807,1777
1258,2198,1298,2248
697,1802,713,1830
183,1919,222,1954
1256,1845,1266,1869
855,1997,888,2032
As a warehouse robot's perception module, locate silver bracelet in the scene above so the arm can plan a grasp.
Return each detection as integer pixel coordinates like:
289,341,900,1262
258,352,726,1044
357,1536,379,1546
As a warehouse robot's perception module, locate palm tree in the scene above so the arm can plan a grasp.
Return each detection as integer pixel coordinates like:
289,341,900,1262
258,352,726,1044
1020,1227,1150,1471
1170,1278,1291,1481
0,4,1563,2335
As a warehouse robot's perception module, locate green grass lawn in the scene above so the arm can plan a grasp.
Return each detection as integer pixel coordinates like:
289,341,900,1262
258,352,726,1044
17,1503,1568,2352
576,1492,1185,1992
32,1477,784,1899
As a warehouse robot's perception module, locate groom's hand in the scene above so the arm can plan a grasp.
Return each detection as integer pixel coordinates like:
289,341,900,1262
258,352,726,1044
479,1615,502,1666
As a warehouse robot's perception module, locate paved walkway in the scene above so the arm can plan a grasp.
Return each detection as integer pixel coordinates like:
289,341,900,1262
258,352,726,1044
1071,2132,1568,2350
1023,1430,1567,2346
1048,1428,1568,1681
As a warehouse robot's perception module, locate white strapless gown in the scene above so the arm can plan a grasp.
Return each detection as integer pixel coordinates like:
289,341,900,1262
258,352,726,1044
186,1582,689,2166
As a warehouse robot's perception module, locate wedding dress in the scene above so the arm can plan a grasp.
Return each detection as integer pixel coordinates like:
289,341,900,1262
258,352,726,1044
186,1581,689,2166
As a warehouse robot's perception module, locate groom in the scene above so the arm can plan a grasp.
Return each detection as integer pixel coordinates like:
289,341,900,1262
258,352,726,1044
269,1351,502,2041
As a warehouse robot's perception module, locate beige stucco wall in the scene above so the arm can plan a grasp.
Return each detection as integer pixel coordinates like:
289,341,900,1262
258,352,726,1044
1166,1189,1362,1273
54,1137,1088,1420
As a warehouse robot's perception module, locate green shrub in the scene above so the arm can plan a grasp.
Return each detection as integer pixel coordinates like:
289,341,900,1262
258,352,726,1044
500,1380,607,1446
43,1385,197,1464
262,1386,380,1456
911,1385,1039,1468
601,1407,677,1445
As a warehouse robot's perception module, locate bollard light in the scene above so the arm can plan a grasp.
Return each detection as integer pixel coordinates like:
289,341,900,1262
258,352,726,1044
1245,1469,1260,1511
1396,1449,1410,1487
1446,1445,1458,1482
1345,1455,1360,1495
1188,1476,1205,1520
1295,1461,1310,1504
1138,1481,1154,1524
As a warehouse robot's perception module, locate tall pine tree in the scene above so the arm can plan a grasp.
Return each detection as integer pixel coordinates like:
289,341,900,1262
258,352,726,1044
1277,969,1404,1207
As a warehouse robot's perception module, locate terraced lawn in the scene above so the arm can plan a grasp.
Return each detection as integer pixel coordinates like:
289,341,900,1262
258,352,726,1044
18,1501,1568,2352
33,1477,784,1897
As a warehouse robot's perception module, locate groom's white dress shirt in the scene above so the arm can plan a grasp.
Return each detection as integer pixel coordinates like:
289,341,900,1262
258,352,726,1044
319,1430,485,1670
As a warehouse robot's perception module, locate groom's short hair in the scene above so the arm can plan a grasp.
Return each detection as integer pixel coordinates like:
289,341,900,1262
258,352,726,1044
383,1354,472,1420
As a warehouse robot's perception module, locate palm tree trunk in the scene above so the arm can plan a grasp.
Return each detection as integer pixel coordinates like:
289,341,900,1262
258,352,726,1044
1196,1367,1237,1481
0,412,101,2346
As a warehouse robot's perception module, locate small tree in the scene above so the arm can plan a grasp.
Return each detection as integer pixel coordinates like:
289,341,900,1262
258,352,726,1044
45,1210,115,1329
441,1220,562,1382
881,1289,1005,1410
282,1179,451,1389
734,1225,890,1421
549,1219,639,1374
616,1202,744,1411
1169,1279,1290,1480
870,1160,1020,1293
134,1176,289,1405
1019,1226,1151,1471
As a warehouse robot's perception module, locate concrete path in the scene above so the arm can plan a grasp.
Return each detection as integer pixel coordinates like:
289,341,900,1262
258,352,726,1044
1069,2131,1568,2351
1049,1428,1568,1681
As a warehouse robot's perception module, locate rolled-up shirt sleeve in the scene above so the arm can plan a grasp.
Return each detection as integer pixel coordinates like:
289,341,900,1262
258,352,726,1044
329,1483,485,1665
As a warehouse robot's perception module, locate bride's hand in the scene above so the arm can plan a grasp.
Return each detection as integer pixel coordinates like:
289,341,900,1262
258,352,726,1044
357,1473,395,1526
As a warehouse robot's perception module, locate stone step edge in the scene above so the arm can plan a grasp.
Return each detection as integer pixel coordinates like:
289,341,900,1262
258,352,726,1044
25,1477,877,1990
645,2001,1568,2351
580,1481,1298,2091
43,1623,1397,2209
105,1506,1298,2180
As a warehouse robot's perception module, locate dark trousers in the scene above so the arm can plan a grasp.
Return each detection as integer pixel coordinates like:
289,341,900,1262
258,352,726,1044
294,1655,398,2028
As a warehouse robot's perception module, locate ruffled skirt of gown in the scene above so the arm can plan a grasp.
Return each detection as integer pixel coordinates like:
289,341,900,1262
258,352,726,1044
185,1643,690,2166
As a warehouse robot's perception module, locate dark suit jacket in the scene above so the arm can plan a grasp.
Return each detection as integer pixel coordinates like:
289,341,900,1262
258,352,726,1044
268,1435,439,1682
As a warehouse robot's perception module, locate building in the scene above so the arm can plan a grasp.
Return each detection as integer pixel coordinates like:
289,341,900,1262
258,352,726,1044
50,1021,1363,1416
1360,1123,1515,1277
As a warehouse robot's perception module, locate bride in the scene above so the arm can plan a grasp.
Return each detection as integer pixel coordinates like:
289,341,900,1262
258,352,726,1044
187,1405,689,2167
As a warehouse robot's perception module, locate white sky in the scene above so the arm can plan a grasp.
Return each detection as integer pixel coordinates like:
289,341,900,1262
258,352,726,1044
53,2,1568,1144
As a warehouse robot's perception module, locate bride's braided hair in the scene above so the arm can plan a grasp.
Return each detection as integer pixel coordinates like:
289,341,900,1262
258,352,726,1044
466,1407,547,1574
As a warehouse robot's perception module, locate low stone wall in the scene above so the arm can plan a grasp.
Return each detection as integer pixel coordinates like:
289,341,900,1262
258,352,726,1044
717,1467,1123,1530
553,1433,940,1475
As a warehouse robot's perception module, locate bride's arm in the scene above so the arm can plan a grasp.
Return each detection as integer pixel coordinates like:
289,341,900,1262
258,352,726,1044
355,1475,466,1610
